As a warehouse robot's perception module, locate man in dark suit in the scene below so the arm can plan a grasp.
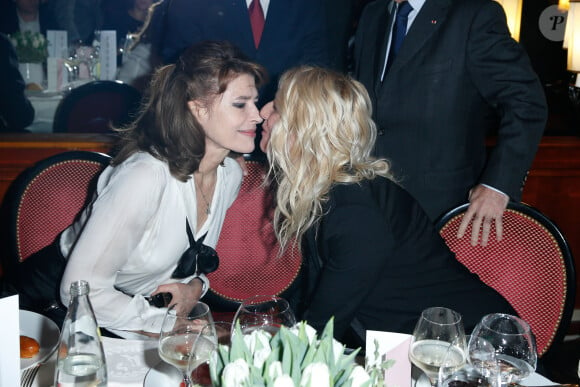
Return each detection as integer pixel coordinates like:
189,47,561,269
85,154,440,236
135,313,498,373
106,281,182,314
354,0,547,246
0,33,34,132
0,0,59,37
161,0,329,105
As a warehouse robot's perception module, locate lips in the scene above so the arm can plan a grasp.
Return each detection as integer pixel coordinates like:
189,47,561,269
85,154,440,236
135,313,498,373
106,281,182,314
239,130,256,137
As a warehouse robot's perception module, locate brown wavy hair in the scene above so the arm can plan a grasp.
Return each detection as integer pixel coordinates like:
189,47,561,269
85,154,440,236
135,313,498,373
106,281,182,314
113,40,267,181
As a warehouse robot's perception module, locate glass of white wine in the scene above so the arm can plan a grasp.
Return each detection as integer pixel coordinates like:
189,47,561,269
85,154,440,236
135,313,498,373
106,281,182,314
158,302,214,387
470,313,537,385
409,307,467,386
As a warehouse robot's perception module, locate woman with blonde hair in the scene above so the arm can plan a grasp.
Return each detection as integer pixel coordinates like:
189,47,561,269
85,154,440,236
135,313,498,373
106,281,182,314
264,66,514,345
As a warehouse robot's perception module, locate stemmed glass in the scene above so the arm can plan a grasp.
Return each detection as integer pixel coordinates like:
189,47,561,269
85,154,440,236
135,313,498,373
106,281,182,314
187,322,222,387
158,302,214,387
232,295,296,335
409,307,467,386
439,336,500,387
470,313,537,385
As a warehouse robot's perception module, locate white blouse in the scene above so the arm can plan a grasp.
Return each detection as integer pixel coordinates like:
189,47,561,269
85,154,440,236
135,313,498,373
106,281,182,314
59,152,242,336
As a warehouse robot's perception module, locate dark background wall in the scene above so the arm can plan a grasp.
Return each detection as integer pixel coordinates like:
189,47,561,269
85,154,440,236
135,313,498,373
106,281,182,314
520,0,579,135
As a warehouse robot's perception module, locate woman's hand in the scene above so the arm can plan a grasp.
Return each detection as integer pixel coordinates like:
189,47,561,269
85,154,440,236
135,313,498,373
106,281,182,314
153,278,204,315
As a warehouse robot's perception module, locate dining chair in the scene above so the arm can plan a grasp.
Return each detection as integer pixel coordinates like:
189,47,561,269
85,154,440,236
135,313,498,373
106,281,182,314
205,156,302,318
0,151,111,271
436,202,576,358
52,80,142,133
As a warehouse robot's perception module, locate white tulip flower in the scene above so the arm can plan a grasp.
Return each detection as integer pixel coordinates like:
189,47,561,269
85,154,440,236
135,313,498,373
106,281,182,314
253,346,272,369
273,374,296,387
222,358,250,387
268,361,284,380
299,362,331,387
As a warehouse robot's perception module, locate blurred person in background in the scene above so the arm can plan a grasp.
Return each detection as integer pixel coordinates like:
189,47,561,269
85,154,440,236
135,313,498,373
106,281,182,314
0,32,34,132
0,0,58,36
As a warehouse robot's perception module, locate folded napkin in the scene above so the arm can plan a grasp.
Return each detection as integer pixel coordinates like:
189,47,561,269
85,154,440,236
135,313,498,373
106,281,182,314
366,330,412,387
102,336,160,387
0,296,20,386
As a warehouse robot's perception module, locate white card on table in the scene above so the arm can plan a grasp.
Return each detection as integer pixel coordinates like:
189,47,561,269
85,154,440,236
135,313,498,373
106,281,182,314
47,30,68,58
0,295,20,386
366,330,412,387
97,30,117,80
47,57,67,91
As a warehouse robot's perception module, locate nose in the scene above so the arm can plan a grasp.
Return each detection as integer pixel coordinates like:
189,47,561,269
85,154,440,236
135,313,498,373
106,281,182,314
259,101,274,121
252,103,264,124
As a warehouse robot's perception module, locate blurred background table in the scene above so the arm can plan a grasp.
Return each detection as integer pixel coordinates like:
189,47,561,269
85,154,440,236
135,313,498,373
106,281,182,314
24,91,63,133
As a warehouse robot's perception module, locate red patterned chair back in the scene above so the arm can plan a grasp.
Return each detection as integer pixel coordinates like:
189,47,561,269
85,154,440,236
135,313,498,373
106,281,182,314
1,151,111,266
436,202,576,357
206,159,302,313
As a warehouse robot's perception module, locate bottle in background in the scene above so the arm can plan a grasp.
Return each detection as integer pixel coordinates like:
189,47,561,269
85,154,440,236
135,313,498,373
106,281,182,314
54,280,107,387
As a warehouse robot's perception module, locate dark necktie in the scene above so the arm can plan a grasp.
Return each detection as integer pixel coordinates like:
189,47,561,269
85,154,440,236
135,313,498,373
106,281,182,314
249,0,265,49
386,1,413,71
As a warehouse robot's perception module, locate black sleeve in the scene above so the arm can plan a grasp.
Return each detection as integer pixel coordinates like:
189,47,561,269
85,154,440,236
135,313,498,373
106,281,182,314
303,203,391,339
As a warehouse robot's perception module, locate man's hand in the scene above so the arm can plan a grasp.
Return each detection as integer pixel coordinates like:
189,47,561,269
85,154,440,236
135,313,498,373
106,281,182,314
457,184,509,246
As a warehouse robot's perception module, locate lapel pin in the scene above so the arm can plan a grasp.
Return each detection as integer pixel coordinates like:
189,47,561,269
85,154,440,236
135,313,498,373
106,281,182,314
431,19,437,24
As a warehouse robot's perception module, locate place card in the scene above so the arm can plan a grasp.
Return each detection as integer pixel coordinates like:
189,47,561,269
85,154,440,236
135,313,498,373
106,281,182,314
96,30,117,81
0,295,20,386
47,57,66,91
366,330,412,387
46,30,68,58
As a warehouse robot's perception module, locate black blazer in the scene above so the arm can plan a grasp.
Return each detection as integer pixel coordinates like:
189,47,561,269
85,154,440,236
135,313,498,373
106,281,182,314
354,0,547,220
0,1,59,37
302,177,514,342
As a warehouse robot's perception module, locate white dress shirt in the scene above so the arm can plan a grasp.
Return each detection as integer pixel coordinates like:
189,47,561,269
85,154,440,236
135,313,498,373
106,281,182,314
380,0,425,81
59,152,242,337
245,0,270,17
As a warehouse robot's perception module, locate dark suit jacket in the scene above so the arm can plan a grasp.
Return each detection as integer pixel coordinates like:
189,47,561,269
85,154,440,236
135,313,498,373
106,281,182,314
0,33,34,132
302,177,514,342
161,0,329,103
0,2,59,37
354,0,547,221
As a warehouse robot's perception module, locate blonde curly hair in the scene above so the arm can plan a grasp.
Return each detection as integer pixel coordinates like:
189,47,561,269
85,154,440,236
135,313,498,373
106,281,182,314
268,66,393,251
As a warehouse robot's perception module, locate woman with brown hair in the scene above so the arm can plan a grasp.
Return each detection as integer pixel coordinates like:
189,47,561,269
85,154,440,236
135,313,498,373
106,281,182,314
6,41,266,338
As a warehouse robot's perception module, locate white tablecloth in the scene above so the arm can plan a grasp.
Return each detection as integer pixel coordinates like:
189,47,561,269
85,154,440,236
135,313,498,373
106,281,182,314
25,91,63,133
29,337,555,387
32,336,159,387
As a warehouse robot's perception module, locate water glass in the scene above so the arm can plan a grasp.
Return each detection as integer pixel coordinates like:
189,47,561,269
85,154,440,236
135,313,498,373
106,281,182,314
470,313,537,385
233,295,296,335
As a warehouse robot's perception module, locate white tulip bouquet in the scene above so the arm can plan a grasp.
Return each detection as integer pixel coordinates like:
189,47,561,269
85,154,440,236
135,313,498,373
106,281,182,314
210,318,392,387
9,31,48,63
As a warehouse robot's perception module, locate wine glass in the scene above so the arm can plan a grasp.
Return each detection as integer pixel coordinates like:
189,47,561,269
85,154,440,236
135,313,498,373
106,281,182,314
409,307,467,386
439,336,500,387
158,302,214,387
187,322,220,387
232,295,296,335
470,313,537,385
